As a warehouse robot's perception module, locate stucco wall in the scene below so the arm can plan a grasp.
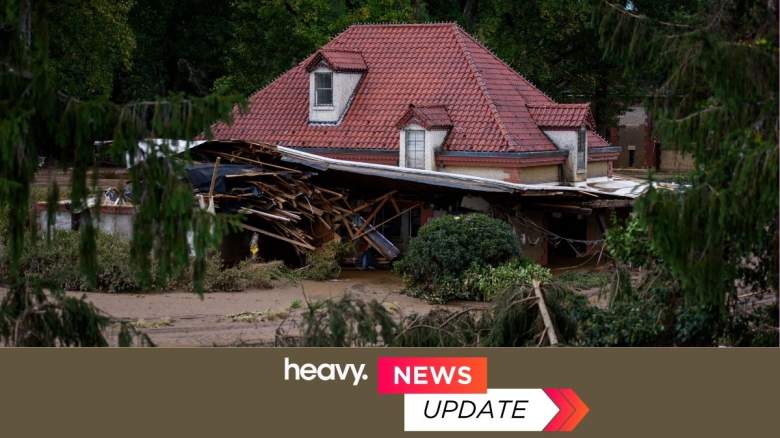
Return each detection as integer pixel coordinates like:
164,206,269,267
614,125,651,168
308,66,362,124
439,166,510,181
518,165,559,183
398,124,447,171
587,161,609,178
544,130,586,182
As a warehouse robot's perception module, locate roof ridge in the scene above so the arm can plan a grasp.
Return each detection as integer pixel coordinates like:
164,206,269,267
450,25,516,150
452,23,555,104
346,22,458,28
527,102,591,108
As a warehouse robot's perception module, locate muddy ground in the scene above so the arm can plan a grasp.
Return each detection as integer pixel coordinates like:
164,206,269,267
78,270,472,347
2,269,603,347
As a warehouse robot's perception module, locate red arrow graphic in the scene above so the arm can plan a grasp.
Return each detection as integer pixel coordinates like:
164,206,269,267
559,388,589,431
542,388,589,432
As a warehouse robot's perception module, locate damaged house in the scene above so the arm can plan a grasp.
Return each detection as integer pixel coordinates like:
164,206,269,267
55,24,644,268
210,23,620,184
199,23,631,266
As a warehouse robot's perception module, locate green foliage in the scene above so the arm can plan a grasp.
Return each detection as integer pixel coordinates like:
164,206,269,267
299,240,350,281
295,282,589,347
555,270,610,291
463,259,552,301
199,258,287,292
300,294,399,347
46,0,136,99
395,213,519,303
604,214,657,268
1,1,240,345
19,230,138,292
0,229,288,293
482,284,585,347
293,276,775,347
468,0,636,127
577,286,672,347
215,0,423,96
114,0,235,101
0,286,110,347
598,1,779,311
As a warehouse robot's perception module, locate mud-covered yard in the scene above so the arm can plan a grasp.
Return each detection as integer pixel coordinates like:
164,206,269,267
73,270,471,347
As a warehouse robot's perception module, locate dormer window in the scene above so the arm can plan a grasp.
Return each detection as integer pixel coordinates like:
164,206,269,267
405,129,425,169
314,72,333,107
305,49,366,124
396,105,452,171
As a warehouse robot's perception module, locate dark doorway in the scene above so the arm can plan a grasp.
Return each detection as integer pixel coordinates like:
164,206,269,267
546,212,588,266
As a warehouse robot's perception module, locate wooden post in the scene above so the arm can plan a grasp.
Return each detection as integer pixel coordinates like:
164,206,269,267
208,157,222,199
532,280,559,346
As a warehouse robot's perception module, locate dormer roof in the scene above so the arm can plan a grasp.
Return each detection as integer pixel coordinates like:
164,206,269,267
396,104,453,130
527,103,596,129
305,49,367,72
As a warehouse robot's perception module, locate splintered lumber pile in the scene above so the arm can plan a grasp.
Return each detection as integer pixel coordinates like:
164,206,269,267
188,142,401,260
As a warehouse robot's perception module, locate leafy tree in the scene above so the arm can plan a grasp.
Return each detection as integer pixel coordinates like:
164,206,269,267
421,0,638,130
213,0,423,96
598,1,778,313
0,1,238,345
46,0,136,99
113,0,235,101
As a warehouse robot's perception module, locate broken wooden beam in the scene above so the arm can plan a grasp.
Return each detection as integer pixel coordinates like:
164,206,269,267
532,280,559,346
241,223,316,251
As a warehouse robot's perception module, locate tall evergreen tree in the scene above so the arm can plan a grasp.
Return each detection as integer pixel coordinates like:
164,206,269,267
0,1,238,345
598,1,778,313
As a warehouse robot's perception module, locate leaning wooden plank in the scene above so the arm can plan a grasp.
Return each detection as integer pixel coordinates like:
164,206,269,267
241,224,316,250
208,150,303,173
238,208,291,222
351,203,420,241
355,193,393,235
389,196,401,214
532,280,559,346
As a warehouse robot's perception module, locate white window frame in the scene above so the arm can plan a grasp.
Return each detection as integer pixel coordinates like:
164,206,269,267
314,71,333,107
405,129,425,169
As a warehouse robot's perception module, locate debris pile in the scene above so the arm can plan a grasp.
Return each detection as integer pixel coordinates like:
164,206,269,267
188,141,401,261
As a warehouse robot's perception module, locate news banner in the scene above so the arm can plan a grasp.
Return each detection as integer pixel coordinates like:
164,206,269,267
284,356,587,432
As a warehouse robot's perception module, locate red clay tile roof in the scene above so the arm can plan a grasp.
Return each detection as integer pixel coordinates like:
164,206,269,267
587,130,609,147
527,103,596,129
212,23,608,154
305,49,367,72
396,104,453,129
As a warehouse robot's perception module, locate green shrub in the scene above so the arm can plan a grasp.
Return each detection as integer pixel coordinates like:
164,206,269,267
20,230,139,292
300,240,350,281
1,229,290,293
463,260,551,301
199,257,286,292
299,294,398,346
483,283,589,347
605,214,658,268
395,213,519,303
576,286,673,346
555,270,610,291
